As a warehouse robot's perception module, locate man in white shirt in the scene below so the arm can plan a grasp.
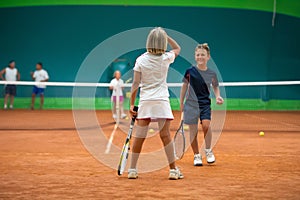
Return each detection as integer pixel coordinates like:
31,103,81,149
30,62,49,110
0,60,21,109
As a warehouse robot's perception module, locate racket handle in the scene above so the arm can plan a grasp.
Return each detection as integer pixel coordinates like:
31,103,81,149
132,106,139,121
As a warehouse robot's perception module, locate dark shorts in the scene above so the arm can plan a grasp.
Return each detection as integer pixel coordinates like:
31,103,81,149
32,86,45,95
5,85,16,96
183,100,211,124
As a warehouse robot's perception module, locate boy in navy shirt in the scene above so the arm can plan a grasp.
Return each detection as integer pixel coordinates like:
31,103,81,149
180,43,224,166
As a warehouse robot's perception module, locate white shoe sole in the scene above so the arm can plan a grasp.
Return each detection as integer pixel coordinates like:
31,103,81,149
169,170,184,180
128,174,138,179
169,174,184,180
207,160,215,164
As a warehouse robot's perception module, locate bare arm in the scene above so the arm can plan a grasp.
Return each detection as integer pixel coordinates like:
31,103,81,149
41,78,48,82
167,35,181,57
130,71,141,116
30,71,35,80
17,71,20,81
42,72,49,82
0,69,5,80
213,86,224,104
180,82,188,112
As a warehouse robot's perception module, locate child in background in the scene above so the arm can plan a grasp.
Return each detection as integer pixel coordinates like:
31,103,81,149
129,27,183,180
30,62,49,110
180,43,224,166
0,60,21,109
109,70,127,119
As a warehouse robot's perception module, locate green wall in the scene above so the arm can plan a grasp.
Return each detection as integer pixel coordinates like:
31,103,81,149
0,3,299,110
0,0,300,18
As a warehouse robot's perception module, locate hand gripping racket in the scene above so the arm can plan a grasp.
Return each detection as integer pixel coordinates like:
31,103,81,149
117,106,138,176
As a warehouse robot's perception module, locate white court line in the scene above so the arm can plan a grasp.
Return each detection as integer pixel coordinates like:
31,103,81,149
104,123,118,154
243,113,300,129
105,84,121,154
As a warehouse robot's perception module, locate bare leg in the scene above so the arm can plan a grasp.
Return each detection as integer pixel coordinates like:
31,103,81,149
40,94,44,109
113,102,116,116
120,102,125,115
202,120,212,149
4,94,9,107
189,124,199,154
158,120,176,169
130,119,150,169
10,96,14,108
31,94,36,109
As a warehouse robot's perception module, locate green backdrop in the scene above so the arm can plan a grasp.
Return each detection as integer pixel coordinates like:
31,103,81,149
0,1,299,110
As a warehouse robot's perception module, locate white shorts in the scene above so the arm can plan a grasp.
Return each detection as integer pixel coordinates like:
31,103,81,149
137,100,174,120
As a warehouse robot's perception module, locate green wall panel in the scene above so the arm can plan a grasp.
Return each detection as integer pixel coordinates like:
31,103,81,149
0,0,299,18
0,5,299,110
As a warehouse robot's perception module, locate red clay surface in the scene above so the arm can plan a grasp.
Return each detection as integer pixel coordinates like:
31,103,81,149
0,110,299,199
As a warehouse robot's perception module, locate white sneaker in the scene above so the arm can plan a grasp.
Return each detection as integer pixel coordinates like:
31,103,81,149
205,149,216,164
9,105,13,110
4,104,7,110
121,114,127,119
128,169,138,179
113,114,117,119
169,167,184,180
194,154,203,166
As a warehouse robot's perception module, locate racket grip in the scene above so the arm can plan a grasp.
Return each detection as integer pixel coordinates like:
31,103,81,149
132,106,139,121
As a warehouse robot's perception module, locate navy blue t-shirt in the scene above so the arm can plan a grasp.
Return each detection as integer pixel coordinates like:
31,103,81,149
183,66,219,106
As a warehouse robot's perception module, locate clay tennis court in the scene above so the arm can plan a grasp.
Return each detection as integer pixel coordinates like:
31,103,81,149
0,110,299,199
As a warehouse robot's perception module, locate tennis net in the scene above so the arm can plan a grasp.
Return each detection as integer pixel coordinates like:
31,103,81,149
0,80,299,132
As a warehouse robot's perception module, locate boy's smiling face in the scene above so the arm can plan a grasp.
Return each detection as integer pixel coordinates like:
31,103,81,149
195,48,210,66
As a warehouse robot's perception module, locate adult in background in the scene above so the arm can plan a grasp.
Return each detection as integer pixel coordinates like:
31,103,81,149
0,60,20,110
30,62,49,110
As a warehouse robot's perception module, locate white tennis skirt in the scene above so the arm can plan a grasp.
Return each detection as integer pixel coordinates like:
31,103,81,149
137,100,174,120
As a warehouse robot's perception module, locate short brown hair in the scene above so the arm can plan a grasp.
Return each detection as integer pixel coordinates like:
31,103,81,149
195,43,210,55
146,27,168,55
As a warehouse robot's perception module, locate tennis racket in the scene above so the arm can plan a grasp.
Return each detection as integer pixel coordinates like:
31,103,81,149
174,113,185,160
117,106,138,176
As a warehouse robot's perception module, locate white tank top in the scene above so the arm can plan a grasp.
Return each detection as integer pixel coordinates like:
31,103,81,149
5,67,18,81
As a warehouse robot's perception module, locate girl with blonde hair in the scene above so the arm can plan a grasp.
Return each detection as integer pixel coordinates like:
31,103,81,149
129,27,183,180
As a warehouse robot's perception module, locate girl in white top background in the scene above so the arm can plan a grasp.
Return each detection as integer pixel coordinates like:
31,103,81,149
0,60,20,109
109,70,127,119
129,27,183,180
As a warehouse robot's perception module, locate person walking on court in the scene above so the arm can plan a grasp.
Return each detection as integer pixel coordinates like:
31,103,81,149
129,27,183,180
180,43,224,166
0,60,20,110
30,62,49,110
109,70,127,119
